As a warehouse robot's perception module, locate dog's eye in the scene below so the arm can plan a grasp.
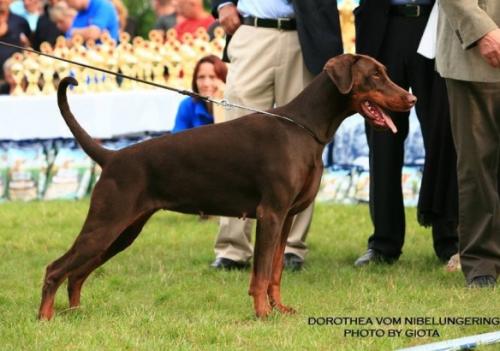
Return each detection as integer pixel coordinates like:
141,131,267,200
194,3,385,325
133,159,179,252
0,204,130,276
373,72,381,79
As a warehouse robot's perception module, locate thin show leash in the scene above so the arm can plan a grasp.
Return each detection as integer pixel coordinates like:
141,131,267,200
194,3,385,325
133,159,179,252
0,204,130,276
0,41,329,145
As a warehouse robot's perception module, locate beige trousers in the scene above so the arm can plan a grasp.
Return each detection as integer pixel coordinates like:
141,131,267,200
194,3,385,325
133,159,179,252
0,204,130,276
214,25,315,262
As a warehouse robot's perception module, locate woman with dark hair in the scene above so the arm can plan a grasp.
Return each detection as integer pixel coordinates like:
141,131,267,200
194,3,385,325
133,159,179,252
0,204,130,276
172,54,227,133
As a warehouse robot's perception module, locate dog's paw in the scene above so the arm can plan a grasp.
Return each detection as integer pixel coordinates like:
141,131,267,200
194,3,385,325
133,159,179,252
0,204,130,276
37,309,54,321
255,305,272,319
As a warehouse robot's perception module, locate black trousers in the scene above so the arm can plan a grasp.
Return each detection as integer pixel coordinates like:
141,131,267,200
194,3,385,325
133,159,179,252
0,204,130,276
365,14,458,259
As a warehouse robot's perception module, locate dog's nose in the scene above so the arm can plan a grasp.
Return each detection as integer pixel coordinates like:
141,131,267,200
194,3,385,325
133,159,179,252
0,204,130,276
407,94,417,106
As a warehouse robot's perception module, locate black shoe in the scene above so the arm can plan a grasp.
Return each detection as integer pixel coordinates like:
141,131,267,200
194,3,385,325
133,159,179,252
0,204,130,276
284,253,304,271
354,249,397,267
210,257,250,270
468,275,497,288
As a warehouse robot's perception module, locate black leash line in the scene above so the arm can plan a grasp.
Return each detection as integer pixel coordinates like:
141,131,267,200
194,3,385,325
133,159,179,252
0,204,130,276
0,40,329,145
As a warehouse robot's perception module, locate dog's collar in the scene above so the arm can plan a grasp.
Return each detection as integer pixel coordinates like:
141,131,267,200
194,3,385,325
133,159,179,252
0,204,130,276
214,99,330,145
267,112,331,145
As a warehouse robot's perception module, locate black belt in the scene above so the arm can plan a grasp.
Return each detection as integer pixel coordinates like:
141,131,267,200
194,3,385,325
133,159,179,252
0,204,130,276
242,16,297,30
389,4,433,17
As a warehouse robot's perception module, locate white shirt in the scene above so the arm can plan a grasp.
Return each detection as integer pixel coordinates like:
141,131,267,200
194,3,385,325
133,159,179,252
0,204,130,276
237,0,295,19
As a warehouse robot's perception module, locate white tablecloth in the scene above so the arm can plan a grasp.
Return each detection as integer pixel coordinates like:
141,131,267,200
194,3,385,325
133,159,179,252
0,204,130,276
0,89,184,140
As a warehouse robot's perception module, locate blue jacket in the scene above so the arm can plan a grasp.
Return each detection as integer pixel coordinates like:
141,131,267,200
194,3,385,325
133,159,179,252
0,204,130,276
172,97,214,133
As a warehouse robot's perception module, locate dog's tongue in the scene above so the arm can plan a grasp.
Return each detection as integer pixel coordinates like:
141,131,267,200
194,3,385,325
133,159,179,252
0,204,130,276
382,112,397,134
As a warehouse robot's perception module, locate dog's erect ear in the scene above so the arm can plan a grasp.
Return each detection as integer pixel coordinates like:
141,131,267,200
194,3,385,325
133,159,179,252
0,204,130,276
324,54,358,94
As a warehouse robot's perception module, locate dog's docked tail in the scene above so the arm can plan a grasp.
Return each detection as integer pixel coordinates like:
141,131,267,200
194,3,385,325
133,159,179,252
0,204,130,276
57,77,113,167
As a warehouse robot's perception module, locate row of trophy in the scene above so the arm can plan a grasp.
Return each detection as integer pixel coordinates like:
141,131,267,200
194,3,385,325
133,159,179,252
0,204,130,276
7,1,356,96
7,26,226,96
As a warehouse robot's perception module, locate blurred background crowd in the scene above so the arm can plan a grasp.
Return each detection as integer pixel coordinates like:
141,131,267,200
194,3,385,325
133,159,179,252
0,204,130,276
0,0,423,207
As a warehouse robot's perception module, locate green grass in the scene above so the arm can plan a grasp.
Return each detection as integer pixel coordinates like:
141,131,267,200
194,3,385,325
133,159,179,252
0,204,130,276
0,200,498,350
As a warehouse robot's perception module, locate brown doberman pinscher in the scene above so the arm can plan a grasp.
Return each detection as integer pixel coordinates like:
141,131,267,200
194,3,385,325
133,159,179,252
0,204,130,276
38,54,416,320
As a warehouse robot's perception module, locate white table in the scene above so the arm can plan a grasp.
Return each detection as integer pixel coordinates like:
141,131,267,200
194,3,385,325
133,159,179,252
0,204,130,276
0,89,185,140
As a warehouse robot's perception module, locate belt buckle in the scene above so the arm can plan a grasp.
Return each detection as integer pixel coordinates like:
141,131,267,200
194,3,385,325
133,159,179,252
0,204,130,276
405,4,421,17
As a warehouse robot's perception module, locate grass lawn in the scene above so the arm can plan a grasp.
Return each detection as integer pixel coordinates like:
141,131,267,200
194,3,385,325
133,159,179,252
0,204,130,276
0,200,498,350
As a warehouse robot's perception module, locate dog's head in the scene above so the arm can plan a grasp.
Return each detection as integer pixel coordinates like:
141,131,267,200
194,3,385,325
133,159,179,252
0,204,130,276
324,54,416,133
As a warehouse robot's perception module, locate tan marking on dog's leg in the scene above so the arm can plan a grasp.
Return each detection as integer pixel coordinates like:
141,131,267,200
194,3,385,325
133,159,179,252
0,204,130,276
249,209,284,318
268,215,296,314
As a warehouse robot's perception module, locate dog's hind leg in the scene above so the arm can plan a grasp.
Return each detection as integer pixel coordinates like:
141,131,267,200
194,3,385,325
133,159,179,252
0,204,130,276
39,221,142,320
67,211,155,309
268,215,296,314
249,207,285,318
38,225,115,321
39,183,154,321
38,249,78,320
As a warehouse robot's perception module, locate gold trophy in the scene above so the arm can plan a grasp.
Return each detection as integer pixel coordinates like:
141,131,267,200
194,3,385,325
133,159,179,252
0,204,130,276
163,45,183,87
99,31,119,91
165,28,179,47
72,51,90,94
69,35,89,93
118,43,138,90
10,53,25,96
138,41,155,88
193,27,210,56
151,47,167,85
53,36,69,57
162,28,183,86
103,47,119,91
39,42,56,95
54,55,71,88
149,30,167,85
179,32,197,89
210,26,226,58
24,52,41,95
133,36,155,88
85,39,104,92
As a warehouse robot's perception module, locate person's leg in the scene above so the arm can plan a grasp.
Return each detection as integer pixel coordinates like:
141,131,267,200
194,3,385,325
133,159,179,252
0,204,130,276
410,54,458,262
431,219,458,262
357,15,438,266
274,30,315,265
446,79,500,286
364,110,409,259
284,203,313,261
213,26,282,266
359,17,412,264
214,217,253,265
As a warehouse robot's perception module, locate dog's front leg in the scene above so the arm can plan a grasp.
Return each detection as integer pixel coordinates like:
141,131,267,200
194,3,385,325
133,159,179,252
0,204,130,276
249,210,284,318
268,215,296,314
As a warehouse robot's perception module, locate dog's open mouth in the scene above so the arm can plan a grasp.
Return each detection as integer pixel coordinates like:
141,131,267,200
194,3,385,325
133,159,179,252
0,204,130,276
361,101,397,133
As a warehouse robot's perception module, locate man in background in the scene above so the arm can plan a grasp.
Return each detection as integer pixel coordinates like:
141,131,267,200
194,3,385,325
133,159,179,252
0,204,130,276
66,0,119,42
353,0,458,267
0,0,30,81
152,0,182,32
436,0,500,288
209,0,343,271
33,0,67,50
9,0,42,31
174,0,214,39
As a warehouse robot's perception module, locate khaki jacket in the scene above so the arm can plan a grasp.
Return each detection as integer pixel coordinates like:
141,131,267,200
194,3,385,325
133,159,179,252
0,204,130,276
436,0,500,82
